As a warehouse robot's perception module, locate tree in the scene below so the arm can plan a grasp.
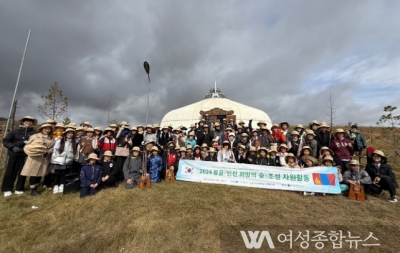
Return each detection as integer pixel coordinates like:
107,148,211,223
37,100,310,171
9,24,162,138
324,92,341,127
376,105,400,157
38,82,68,120
62,117,71,126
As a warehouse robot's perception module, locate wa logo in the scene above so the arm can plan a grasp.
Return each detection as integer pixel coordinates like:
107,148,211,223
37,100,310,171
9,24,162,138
240,231,275,249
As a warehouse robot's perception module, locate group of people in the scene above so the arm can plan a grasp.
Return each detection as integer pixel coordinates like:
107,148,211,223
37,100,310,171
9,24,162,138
1,115,398,202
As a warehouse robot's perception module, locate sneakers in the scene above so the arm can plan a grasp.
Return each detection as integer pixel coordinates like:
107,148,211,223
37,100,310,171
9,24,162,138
43,185,52,190
15,191,24,195
303,192,315,196
3,191,12,197
58,184,64,194
389,196,398,203
53,185,59,194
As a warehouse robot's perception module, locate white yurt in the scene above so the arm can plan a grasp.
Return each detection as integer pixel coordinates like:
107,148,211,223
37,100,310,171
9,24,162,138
160,88,272,128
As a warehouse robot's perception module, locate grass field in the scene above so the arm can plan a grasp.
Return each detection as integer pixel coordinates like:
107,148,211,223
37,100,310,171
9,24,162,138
0,126,399,253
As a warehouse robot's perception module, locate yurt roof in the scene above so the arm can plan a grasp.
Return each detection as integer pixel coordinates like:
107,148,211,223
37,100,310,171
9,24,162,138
160,88,272,128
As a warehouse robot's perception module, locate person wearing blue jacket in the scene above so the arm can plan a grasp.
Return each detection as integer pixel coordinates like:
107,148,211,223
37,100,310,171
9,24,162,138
147,146,163,183
80,153,102,198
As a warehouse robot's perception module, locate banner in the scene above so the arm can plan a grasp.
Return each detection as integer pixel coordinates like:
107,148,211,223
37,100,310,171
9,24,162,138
177,160,341,194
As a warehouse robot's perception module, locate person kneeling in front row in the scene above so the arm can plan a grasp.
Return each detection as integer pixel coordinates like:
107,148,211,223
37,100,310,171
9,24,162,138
123,147,142,189
342,159,371,198
80,153,102,198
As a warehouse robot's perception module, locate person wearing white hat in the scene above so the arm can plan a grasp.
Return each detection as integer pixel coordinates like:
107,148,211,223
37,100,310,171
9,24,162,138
158,125,172,150
147,146,163,183
21,123,56,196
205,147,218,162
129,126,144,148
76,128,98,164
123,147,143,189
343,159,372,196
99,151,117,189
330,129,353,173
304,130,318,158
2,116,38,197
80,153,102,198
143,124,157,145
49,128,77,194
365,150,398,203
98,128,116,156
184,132,197,148
288,130,304,158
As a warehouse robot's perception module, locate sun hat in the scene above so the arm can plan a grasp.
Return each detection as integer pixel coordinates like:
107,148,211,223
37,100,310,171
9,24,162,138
37,123,55,133
295,124,304,129
103,127,114,133
82,121,91,126
249,146,257,152
279,143,288,150
346,159,361,169
109,123,118,128
63,128,75,135
269,146,278,153
85,128,94,132
322,156,335,165
94,127,102,131
101,150,114,158
85,153,100,161
228,132,235,137
153,123,160,128
146,124,153,129
222,140,230,146
120,121,129,126
186,145,193,149
239,120,245,125
208,147,216,153
19,116,38,126
55,123,65,129
335,129,345,135
225,127,233,131
309,120,320,126
131,147,141,152
372,150,385,158
130,126,138,131
179,147,186,152
201,143,208,148
75,126,84,131
175,145,181,150
285,153,298,163
320,146,334,156
305,129,316,136
151,146,159,152
302,145,312,152
291,130,299,136
318,122,329,128
45,119,57,125
162,125,169,130
174,127,181,132
241,133,249,137
257,120,266,126
303,155,318,165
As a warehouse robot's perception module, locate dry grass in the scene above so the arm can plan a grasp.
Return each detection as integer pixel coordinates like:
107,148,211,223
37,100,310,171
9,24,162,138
0,126,399,253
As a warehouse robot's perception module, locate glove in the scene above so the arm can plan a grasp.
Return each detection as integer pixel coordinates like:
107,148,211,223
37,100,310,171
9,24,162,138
12,147,22,153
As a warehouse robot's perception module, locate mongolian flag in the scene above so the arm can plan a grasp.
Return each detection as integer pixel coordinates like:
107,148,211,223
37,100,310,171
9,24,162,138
312,173,336,186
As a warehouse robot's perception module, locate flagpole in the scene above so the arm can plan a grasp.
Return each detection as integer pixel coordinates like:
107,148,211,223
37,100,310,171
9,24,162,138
143,62,151,126
4,29,31,136
1,29,31,167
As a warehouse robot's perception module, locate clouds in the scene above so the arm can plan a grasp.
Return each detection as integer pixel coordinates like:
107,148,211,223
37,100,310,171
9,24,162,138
0,0,399,128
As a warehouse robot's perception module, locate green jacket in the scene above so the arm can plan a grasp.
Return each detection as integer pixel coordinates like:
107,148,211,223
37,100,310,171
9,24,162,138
348,130,367,149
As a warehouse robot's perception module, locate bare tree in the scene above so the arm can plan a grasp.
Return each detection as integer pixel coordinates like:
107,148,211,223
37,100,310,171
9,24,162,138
37,82,68,120
376,105,400,157
107,93,113,125
324,92,341,127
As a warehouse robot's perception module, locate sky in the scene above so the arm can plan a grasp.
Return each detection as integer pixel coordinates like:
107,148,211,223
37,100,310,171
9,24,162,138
1,0,399,128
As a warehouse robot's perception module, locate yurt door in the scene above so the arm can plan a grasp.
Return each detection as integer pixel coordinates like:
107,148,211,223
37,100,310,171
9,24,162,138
226,115,236,123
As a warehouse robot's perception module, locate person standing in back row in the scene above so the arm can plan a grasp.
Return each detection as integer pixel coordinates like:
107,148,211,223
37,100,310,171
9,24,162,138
2,116,37,197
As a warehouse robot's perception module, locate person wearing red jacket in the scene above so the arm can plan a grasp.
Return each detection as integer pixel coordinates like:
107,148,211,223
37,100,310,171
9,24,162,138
270,124,287,147
98,127,116,155
330,128,353,173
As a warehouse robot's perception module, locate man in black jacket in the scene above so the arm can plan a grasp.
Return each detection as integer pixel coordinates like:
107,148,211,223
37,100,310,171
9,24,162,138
2,116,37,197
365,150,398,203
158,125,172,150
